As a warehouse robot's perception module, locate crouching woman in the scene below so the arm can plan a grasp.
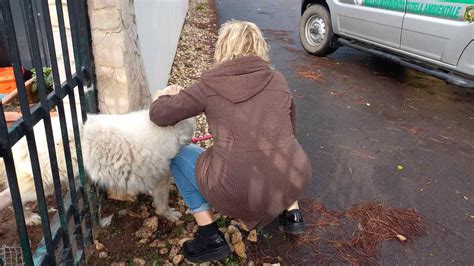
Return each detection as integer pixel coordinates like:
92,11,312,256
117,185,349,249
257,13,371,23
149,20,311,263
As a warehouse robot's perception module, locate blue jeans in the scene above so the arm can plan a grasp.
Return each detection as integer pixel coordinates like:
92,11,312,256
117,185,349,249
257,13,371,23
171,144,211,213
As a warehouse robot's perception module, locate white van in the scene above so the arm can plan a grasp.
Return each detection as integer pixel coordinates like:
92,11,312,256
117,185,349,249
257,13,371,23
299,0,474,88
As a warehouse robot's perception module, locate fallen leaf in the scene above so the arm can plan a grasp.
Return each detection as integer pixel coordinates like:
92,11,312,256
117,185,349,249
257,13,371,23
247,229,257,242
396,234,407,242
234,240,247,259
397,164,404,171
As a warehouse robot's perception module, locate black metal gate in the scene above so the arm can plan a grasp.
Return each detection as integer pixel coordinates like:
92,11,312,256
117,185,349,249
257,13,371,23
0,0,97,264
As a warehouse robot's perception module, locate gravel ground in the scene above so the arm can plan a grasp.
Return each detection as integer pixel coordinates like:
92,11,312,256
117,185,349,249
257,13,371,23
168,0,217,149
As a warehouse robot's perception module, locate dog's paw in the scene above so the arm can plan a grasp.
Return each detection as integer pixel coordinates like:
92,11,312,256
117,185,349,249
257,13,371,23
157,208,182,222
25,212,41,226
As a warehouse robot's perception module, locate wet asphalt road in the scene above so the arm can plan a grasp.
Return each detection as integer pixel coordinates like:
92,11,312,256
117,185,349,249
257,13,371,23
216,0,474,264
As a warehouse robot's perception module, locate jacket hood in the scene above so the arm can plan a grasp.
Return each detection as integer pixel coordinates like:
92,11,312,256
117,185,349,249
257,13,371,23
201,56,274,103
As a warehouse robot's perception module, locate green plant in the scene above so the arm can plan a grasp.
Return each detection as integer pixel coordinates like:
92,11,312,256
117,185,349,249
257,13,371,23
216,215,231,228
195,3,206,11
31,67,54,94
224,254,240,265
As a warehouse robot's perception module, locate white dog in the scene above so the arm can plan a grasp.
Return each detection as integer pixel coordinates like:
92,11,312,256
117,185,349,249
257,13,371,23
0,86,196,224
0,118,77,225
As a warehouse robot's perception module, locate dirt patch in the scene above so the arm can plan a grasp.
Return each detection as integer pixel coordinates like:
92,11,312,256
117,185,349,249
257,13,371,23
0,195,60,250
86,194,184,265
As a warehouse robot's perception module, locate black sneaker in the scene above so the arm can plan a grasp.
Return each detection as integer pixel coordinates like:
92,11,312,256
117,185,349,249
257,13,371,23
182,231,231,263
278,209,305,235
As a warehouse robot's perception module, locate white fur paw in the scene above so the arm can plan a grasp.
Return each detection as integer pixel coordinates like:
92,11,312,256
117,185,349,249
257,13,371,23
157,208,182,222
25,212,42,226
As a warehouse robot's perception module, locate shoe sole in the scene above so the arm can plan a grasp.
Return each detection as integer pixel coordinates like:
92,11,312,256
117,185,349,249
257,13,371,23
183,244,231,263
279,223,305,235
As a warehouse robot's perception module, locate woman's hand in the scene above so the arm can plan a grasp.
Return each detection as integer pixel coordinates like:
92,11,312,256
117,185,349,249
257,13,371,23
164,84,184,96
153,84,185,100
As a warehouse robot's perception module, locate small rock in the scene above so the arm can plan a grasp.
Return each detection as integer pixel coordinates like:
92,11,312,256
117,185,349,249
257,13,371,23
150,240,167,248
178,237,193,247
138,238,150,245
247,229,257,242
169,245,180,258
168,238,179,246
234,241,246,259
159,248,169,255
110,262,126,266
95,241,106,251
98,251,108,259
172,254,184,264
143,216,159,232
135,228,153,239
118,209,128,217
133,257,146,266
178,199,185,206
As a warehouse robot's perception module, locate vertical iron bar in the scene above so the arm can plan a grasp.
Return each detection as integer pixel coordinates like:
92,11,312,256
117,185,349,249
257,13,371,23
66,0,92,242
74,0,100,227
19,0,59,263
71,0,88,121
54,0,85,250
0,104,33,265
2,0,55,263
75,0,93,88
38,0,75,262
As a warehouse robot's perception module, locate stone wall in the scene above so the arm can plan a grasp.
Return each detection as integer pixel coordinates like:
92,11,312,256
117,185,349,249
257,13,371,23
48,0,75,85
87,0,151,114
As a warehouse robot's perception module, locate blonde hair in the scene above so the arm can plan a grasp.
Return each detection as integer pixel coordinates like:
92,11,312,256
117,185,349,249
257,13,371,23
214,20,269,64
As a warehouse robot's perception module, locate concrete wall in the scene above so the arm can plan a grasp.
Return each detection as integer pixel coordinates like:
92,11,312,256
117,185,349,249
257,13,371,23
134,0,188,95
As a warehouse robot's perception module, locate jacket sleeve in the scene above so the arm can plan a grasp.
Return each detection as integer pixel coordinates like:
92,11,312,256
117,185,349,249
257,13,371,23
290,97,296,135
149,83,206,127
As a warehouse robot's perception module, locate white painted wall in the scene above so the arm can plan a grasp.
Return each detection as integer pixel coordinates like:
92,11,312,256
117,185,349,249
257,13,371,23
135,0,188,95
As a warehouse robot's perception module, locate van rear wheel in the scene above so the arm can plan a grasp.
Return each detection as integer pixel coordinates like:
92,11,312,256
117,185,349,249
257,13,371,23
299,5,337,56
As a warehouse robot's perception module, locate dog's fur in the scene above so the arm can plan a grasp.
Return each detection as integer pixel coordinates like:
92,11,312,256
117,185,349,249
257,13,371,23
0,87,196,224
82,111,195,221
0,118,77,225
